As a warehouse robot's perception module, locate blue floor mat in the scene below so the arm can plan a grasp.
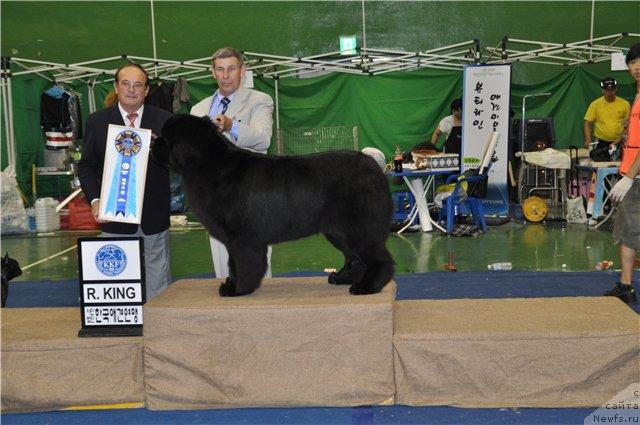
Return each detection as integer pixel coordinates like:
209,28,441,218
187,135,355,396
1,405,597,425
6,270,638,313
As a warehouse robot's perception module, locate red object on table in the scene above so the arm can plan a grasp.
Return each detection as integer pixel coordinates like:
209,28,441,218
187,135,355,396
68,195,99,230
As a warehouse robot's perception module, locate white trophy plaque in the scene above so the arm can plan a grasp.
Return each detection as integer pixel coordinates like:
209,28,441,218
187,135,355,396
98,124,151,224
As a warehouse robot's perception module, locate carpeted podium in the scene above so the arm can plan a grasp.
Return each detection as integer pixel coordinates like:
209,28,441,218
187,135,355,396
143,277,397,409
393,297,640,407
1,307,144,413
2,278,638,413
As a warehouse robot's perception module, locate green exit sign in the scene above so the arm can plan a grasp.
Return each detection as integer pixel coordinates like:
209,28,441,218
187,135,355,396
340,35,357,55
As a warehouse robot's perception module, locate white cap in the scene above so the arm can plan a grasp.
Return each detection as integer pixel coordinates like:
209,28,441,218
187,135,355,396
362,147,386,170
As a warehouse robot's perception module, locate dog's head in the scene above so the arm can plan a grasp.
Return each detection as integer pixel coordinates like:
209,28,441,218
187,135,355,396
1,253,21,281
152,114,229,174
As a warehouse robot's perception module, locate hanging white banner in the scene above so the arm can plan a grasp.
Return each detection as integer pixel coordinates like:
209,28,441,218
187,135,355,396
462,64,511,216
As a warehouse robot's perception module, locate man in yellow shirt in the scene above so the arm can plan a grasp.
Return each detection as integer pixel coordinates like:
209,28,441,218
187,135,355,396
583,77,630,156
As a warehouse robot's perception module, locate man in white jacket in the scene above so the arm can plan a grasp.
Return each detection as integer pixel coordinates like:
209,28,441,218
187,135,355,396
190,46,274,278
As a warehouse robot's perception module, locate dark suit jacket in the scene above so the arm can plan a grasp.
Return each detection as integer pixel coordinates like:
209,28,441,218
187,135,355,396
78,105,172,235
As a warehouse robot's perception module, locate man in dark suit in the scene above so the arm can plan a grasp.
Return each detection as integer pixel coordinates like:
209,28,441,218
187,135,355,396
78,64,173,300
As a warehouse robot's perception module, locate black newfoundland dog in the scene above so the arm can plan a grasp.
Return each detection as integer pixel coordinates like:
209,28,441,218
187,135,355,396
153,115,394,296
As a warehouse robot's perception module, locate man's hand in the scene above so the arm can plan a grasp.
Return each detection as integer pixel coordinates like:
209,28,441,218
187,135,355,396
610,176,633,203
90,199,107,223
213,114,232,132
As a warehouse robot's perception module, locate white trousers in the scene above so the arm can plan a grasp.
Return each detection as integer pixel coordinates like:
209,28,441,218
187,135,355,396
208,235,272,278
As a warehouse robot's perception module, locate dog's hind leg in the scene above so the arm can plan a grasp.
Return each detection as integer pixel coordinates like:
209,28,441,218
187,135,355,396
323,233,365,285
349,243,394,295
219,242,268,297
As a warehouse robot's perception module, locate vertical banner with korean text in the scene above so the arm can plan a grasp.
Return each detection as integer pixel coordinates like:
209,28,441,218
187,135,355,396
462,64,511,216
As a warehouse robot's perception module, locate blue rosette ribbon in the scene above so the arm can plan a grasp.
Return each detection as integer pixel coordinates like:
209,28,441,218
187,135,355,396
105,130,142,218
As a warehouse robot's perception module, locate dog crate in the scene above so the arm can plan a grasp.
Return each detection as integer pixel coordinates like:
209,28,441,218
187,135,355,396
275,126,359,155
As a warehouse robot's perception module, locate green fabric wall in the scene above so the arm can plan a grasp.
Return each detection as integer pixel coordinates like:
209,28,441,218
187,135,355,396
2,1,638,84
4,64,636,201
1,1,638,200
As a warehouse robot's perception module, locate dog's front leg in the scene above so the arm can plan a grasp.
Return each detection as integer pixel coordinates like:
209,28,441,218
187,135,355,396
329,256,365,286
218,242,268,297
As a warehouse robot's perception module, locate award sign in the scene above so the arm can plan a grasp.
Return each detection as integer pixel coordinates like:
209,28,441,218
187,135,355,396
77,237,145,337
98,124,151,224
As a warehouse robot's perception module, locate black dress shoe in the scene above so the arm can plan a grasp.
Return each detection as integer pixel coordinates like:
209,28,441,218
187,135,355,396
603,283,637,304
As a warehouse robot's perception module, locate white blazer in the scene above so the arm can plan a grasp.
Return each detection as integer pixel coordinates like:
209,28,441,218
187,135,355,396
190,87,274,154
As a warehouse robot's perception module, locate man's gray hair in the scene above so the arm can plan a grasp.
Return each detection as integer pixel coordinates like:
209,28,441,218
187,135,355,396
212,47,244,66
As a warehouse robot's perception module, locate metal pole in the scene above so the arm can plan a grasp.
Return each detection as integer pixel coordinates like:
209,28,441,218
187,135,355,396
6,62,16,167
150,0,158,78
0,61,13,167
1,57,17,169
274,76,280,130
361,0,367,51
519,92,552,204
589,0,595,61
274,76,283,154
88,79,97,114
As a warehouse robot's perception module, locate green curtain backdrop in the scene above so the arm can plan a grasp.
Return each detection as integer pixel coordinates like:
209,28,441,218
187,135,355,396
2,64,636,201
3,1,638,86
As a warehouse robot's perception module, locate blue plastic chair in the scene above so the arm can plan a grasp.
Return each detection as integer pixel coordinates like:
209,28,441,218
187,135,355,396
392,191,416,222
438,168,491,234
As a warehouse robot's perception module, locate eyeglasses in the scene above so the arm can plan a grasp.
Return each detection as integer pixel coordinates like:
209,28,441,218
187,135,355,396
119,81,146,91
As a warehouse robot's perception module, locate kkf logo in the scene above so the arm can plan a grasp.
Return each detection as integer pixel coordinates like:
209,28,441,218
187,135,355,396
95,244,127,276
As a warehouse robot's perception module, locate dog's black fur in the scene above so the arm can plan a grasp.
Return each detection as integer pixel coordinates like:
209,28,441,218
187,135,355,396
153,114,395,296
1,253,22,307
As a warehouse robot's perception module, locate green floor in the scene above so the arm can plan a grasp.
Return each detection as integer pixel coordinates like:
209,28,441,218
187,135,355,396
1,221,621,283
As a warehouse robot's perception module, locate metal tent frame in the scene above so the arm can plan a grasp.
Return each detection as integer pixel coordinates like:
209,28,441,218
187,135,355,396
1,32,638,169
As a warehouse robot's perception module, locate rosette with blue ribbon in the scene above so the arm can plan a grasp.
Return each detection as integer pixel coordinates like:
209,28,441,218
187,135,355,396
105,130,142,218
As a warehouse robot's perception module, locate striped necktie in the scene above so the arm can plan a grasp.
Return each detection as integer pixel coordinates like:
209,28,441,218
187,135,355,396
126,112,138,128
220,97,230,114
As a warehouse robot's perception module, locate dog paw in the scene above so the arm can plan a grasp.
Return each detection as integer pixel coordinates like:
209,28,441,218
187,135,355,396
218,280,237,297
328,272,352,285
349,284,382,295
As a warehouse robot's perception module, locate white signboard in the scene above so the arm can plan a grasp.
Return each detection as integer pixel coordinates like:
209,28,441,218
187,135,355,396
83,283,143,303
80,239,142,281
611,52,628,71
77,237,145,336
83,306,143,326
462,64,511,216
99,124,151,224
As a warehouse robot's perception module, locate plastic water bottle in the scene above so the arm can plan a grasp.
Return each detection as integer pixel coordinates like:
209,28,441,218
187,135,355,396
35,197,60,233
487,262,512,271
394,145,403,173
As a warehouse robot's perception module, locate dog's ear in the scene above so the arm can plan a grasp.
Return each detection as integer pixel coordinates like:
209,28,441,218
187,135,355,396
150,136,171,169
